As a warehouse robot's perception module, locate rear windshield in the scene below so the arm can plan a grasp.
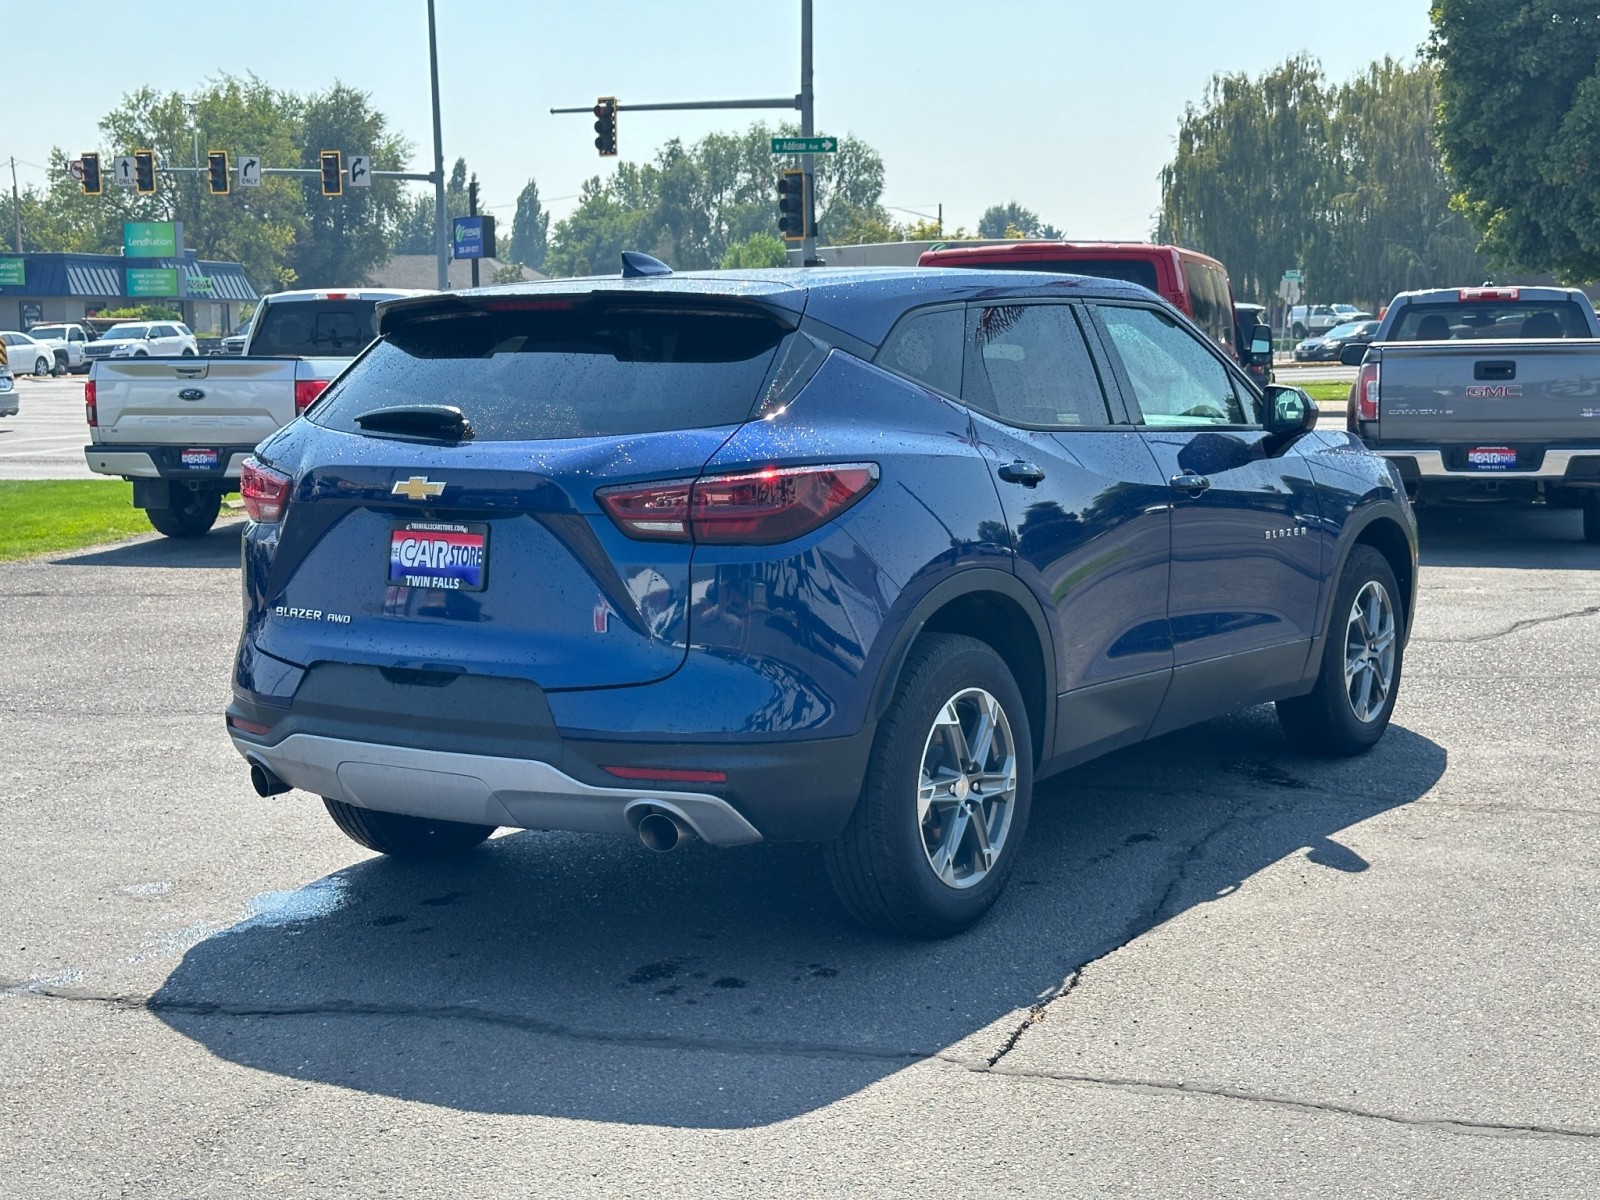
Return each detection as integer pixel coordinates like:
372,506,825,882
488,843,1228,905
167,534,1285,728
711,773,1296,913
1391,301,1590,340
251,299,381,357
311,305,788,441
974,258,1160,293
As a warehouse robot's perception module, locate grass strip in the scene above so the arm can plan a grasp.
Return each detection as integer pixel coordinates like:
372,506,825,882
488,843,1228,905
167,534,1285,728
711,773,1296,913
1299,381,1352,408
0,480,159,562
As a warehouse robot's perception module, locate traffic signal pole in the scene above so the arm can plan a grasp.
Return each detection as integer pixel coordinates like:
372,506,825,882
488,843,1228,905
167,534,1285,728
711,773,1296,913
551,0,821,263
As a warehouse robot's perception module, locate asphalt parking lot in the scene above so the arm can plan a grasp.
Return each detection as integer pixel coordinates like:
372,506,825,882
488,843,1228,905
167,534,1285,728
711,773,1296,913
0,375,96,480
4,436,1599,1195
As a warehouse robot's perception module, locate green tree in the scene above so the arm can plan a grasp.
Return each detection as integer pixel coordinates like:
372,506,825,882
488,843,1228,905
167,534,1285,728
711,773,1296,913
509,177,549,270
287,83,411,288
978,203,1043,239
720,232,790,268
1431,0,1600,278
390,156,473,255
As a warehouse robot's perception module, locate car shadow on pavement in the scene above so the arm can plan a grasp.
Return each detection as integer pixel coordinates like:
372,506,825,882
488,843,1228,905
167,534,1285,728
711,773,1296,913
53,522,242,569
1417,504,1595,569
150,706,1445,1129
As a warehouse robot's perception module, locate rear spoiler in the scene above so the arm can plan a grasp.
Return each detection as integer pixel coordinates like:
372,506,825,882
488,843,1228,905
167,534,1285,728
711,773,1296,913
375,288,805,338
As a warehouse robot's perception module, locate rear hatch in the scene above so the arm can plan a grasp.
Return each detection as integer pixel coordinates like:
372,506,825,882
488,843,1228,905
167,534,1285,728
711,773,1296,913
252,292,804,690
1376,341,1600,450
93,358,300,445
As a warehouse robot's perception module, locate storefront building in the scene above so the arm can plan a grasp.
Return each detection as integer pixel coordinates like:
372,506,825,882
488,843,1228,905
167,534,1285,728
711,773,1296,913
0,251,259,336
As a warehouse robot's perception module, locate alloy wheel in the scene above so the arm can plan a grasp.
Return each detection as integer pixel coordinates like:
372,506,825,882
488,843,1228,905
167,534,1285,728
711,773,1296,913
917,687,1018,889
1344,580,1396,723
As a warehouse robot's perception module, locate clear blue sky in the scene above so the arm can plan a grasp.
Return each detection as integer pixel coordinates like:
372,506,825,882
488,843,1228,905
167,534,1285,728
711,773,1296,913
2,0,1433,241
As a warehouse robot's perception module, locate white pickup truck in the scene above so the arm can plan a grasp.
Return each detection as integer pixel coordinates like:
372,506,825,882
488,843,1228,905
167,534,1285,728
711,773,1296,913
84,289,418,536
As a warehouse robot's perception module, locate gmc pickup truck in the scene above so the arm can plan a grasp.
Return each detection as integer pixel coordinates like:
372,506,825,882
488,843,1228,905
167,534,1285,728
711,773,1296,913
1341,286,1600,542
84,289,417,537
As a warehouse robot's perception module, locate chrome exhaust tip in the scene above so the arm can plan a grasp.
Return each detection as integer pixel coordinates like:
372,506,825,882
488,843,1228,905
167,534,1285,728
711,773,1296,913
636,811,689,853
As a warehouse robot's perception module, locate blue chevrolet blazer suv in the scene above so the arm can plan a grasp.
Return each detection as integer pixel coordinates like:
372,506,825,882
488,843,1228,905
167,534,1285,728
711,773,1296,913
227,262,1417,937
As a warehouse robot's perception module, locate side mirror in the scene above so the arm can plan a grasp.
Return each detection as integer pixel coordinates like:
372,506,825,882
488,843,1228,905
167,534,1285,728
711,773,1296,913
1339,343,1369,367
1248,322,1273,363
1263,385,1319,437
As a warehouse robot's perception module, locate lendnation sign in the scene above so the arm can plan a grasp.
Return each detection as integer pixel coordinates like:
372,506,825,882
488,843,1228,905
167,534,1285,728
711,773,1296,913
0,258,24,286
123,221,181,259
770,136,837,154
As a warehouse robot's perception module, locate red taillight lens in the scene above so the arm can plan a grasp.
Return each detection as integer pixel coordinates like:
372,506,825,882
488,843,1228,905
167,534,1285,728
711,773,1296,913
598,463,879,545
602,766,728,783
84,379,97,427
294,378,330,416
240,457,292,523
1459,287,1518,301
1356,361,1381,423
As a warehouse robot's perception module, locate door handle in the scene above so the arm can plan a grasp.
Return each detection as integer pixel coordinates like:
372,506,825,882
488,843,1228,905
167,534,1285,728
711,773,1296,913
997,460,1046,487
1170,472,1211,494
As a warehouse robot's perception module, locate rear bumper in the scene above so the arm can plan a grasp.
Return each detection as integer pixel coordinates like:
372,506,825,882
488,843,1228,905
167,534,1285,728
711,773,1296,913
1375,448,1600,483
231,733,764,847
85,443,258,482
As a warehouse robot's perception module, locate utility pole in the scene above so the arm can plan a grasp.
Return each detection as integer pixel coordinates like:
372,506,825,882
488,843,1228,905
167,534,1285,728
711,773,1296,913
427,0,448,290
9,158,21,253
468,175,479,289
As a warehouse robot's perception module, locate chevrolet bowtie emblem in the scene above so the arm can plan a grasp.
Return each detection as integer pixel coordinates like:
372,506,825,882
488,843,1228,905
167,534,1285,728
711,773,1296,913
392,476,446,500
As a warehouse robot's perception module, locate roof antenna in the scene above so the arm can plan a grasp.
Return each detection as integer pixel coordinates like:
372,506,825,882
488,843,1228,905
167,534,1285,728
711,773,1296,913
621,251,672,278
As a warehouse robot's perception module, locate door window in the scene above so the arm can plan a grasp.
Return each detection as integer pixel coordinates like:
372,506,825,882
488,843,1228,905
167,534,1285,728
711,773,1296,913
151,325,177,339
875,306,965,396
1096,305,1257,427
962,303,1112,428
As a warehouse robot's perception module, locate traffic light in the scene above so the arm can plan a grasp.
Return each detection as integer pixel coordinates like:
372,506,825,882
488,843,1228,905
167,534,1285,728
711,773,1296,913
319,151,343,197
777,169,809,242
134,149,156,194
207,151,230,195
80,152,102,195
593,97,618,157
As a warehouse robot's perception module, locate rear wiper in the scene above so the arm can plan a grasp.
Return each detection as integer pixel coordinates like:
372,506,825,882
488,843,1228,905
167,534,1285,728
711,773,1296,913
353,404,474,441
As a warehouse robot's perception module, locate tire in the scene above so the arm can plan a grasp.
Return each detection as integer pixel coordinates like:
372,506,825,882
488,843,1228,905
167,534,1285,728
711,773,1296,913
33,356,49,376
323,797,494,861
1277,545,1403,756
1292,323,1308,339
135,350,148,358
1584,493,1600,544
181,348,196,357
825,633,1033,938
144,484,221,538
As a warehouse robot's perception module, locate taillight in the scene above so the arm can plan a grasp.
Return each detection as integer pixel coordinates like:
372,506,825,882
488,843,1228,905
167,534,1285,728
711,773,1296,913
598,463,880,545
240,458,292,523
84,379,97,427
1356,360,1381,423
1459,287,1518,301
294,378,329,415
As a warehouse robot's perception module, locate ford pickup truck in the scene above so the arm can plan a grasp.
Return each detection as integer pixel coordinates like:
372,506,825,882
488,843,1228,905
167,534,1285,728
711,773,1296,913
1340,286,1600,542
84,288,418,537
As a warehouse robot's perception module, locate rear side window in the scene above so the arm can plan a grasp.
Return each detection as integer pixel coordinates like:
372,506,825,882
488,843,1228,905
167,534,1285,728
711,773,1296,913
252,300,381,357
1182,259,1233,352
875,306,964,396
312,305,788,442
976,258,1159,293
1391,301,1590,340
962,303,1112,428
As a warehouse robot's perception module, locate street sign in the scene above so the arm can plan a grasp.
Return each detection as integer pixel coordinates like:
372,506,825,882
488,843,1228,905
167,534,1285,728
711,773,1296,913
1278,279,1301,305
348,154,372,187
239,155,263,187
1283,269,1304,283
770,136,837,154
113,155,137,189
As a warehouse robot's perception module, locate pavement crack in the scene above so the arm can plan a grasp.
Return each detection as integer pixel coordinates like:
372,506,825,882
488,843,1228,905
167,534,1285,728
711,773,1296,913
972,1063,1600,1142
1416,603,1600,645
0,984,941,1066
986,971,1079,1067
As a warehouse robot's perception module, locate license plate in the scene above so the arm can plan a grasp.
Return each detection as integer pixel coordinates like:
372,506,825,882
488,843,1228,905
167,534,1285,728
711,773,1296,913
180,448,219,470
1465,446,1517,470
388,522,489,592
